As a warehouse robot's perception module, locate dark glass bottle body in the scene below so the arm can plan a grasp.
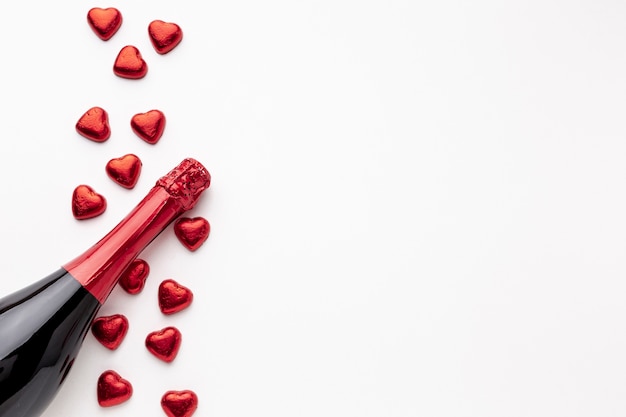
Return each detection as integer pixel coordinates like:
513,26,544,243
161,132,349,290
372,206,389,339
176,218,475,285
0,269,99,417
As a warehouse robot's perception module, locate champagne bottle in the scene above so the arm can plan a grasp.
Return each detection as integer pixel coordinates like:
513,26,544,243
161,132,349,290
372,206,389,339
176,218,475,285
0,158,211,417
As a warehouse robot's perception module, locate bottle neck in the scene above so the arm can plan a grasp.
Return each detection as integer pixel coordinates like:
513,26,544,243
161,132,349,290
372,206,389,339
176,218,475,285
63,186,184,303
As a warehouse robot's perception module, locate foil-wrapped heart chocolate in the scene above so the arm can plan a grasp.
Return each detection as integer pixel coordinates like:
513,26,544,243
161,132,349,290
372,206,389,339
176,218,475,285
97,370,133,407
114,45,148,79
158,279,193,315
119,259,150,294
131,109,166,144
145,326,182,362
174,217,210,251
91,314,129,350
87,7,122,40
161,390,198,417
72,185,107,219
106,153,142,189
148,20,183,54
76,106,110,142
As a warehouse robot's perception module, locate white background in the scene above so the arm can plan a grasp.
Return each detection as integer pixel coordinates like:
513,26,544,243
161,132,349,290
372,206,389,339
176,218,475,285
0,0,626,416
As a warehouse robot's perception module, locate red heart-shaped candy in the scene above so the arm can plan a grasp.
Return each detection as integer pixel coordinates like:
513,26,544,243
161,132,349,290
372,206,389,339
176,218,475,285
72,185,107,220
114,45,148,79
159,279,193,315
119,259,150,294
97,370,133,407
174,217,210,251
131,109,166,144
161,390,198,417
106,154,142,189
148,20,183,54
76,106,110,142
145,326,182,362
87,7,122,40
91,314,129,350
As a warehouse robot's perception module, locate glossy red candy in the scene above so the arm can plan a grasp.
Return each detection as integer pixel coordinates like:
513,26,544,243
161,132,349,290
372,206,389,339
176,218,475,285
119,259,150,294
91,314,129,350
131,109,166,144
161,390,198,417
148,20,183,54
174,217,210,251
106,154,142,189
145,326,182,362
158,279,193,315
72,185,107,220
97,370,133,407
87,7,122,40
114,46,148,79
76,107,110,142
